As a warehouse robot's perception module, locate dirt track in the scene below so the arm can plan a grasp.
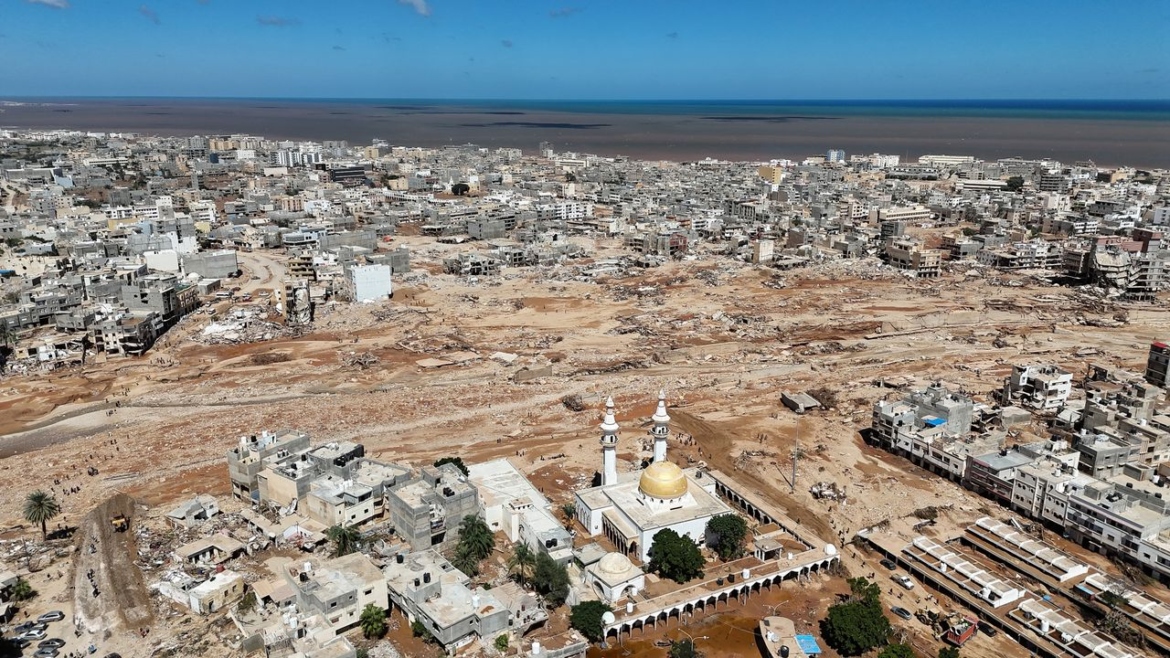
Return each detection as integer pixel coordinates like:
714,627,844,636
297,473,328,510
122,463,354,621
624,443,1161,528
72,493,153,635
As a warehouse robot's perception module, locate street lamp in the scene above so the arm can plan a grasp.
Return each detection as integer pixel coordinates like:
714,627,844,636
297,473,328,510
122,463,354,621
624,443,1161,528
676,629,710,651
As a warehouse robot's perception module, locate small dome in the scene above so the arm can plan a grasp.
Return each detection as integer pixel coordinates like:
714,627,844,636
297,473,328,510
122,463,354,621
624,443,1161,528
639,461,687,499
598,552,634,576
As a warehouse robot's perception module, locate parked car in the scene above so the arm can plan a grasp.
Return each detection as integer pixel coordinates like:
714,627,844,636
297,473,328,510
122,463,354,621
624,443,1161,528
891,606,913,620
880,558,897,570
893,574,915,590
37,611,65,624
33,648,59,658
977,621,998,637
20,628,47,641
13,621,36,634
39,638,67,648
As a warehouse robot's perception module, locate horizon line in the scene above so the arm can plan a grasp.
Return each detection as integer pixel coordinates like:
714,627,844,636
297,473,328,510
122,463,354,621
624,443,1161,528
3,95,1169,103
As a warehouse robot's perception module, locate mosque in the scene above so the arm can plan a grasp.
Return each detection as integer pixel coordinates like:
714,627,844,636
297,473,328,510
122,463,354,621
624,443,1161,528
574,393,734,563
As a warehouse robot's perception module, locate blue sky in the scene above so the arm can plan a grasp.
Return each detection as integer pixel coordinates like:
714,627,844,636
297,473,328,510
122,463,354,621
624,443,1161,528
1,0,1167,99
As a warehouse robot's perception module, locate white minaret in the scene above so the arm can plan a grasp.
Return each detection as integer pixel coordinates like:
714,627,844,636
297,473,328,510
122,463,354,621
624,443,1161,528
600,396,619,486
651,390,670,463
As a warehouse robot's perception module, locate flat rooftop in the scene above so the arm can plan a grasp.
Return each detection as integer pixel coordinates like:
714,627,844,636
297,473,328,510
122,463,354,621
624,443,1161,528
967,517,1089,583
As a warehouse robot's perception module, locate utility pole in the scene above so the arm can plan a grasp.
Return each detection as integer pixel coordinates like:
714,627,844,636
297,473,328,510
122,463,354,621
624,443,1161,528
791,419,801,494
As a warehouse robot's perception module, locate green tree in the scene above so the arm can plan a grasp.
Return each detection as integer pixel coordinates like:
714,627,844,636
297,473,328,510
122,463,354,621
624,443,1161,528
23,490,60,539
6,578,35,602
938,647,960,658
508,543,537,586
411,619,436,643
434,456,469,476
452,183,471,196
326,524,361,557
533,552,571,608
1005,176,1025,192
820,578,891,657
878,644,915,658
669,639,704,658
355,649,369,658
359,603,387,639
706,513,748,561
560,502,576,525
648,529,705,584
0,324,18,374
452,515,495,576
847,576,882,605
569,600,612,644
494,634,509,652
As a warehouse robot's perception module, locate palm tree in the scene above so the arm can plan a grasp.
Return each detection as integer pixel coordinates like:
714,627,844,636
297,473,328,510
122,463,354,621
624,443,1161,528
508,544,537,586
326,524,361,557
359,603,387,639
6,578,35,602
457,515,495,562
23,491,60,539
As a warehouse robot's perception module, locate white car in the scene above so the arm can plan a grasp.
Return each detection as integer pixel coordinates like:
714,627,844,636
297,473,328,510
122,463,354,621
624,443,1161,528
20,628,47,640
894,574,915,590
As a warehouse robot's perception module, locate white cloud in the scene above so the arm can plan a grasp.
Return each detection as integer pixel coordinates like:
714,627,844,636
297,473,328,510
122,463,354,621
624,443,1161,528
27,0,70,8
397,0,430,17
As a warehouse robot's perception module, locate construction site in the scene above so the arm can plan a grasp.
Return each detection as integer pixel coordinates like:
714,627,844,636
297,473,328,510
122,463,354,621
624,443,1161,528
0,226,1167,657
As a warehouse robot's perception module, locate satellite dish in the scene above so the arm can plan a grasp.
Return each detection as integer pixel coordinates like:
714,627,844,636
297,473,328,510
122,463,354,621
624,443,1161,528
601,611,616,625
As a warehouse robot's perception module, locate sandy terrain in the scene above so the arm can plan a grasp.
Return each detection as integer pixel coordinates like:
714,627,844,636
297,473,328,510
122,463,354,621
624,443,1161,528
1,237,1168,656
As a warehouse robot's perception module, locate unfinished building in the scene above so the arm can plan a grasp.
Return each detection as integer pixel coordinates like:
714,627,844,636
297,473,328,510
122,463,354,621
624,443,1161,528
386,463,479,550
885,239,941,277
443,252,501,276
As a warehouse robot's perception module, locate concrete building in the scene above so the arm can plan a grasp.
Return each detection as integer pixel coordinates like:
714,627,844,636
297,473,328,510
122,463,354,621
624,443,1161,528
1147,341,1170,388
384,549,510,654
348,264,392,302
1003,365,1073,412
574,396,733,561
284,553,387,635
386,464,479,550
886,239,941,277
468,458,573,564
182,250,240,279
226,430,312,501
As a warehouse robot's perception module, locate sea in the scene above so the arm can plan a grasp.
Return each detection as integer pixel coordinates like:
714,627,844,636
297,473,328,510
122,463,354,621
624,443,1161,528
1,98,1168,168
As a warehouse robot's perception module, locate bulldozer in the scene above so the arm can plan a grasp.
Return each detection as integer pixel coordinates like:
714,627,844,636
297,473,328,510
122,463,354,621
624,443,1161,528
110,514,129,533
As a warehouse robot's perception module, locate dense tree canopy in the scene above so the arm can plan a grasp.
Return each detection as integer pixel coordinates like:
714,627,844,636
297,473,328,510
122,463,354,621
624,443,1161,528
452,515,495,576
434,456,469,476
648,529,705,583
706,514,748,561
669,639,705,658
878,644,915,658
820,577,891,656
359,604,387,639
327,525,361,557
533,552,571,607
569,601,612,644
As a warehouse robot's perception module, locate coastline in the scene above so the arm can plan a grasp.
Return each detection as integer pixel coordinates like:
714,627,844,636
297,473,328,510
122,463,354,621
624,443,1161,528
1,98,1168,167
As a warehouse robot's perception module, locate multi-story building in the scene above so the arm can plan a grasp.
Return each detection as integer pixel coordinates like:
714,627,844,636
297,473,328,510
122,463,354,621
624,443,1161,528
386,464,479,550
1147,341,1170,388
226,430,313,501
283,553,386,635
1002,364,1073,412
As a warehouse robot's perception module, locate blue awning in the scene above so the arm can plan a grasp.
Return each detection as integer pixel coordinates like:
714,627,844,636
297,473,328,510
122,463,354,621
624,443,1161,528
795,635,822,654
922,417,946,427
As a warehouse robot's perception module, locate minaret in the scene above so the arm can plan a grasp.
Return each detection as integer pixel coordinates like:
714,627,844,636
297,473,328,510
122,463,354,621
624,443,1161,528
651,390,670,463
600,397,619,486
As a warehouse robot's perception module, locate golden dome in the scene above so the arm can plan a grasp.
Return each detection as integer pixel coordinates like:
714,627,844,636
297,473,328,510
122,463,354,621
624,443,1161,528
639,461,688,499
